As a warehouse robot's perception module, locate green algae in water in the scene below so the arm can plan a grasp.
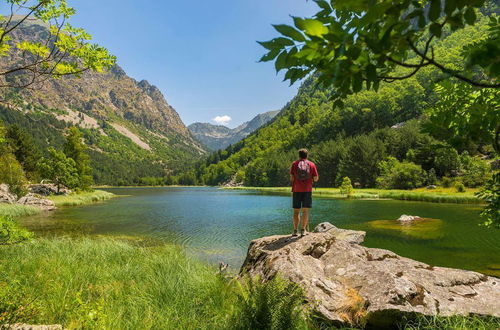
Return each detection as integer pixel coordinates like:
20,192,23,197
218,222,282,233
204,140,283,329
368,218,444,240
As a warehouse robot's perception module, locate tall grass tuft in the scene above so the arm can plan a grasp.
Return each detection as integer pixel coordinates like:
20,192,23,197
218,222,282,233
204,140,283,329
0,203,41,217
49,190,115,207
0,237,313,329
399,314,500,330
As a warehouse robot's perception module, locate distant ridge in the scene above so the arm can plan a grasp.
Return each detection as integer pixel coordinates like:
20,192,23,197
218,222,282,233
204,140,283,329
188,110,279,150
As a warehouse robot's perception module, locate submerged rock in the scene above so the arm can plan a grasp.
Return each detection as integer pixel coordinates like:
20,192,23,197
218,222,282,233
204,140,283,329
369,218,443,240
0,184,17,204
240,223,500,327
397,214,422,222
17,193,56,211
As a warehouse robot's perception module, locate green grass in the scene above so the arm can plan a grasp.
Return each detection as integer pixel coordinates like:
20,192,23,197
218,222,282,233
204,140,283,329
398,314,500,330
48,190,115,207
0,203,42,217
1,236,498,329
225,187,482,204
0,237,309,329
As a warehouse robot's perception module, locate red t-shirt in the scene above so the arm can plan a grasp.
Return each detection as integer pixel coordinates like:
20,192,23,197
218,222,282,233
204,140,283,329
290,159,318,192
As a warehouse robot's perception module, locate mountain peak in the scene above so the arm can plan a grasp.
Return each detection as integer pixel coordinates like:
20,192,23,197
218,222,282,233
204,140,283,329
189,110,279,150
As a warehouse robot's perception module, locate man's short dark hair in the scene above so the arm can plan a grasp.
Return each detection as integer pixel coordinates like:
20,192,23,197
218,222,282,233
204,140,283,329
298,149,308,159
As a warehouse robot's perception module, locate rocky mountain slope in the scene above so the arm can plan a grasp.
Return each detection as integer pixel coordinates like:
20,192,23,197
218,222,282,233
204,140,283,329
0,18,205,185
188,110,279,150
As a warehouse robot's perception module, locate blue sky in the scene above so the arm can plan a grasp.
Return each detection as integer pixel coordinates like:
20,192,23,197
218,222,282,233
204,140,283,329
63,0,317,128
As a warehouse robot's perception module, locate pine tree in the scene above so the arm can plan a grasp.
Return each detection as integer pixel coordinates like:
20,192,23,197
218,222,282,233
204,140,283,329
6,124,41,181
63,127,93,191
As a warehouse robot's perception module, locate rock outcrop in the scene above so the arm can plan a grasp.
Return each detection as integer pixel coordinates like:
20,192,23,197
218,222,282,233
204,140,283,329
17,193,56,211
240,223,500,327
29,184,71,196
397,215,422,222
0,184,17,204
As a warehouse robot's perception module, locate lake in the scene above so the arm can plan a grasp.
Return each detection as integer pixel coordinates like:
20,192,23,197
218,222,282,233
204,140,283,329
20,187,500,276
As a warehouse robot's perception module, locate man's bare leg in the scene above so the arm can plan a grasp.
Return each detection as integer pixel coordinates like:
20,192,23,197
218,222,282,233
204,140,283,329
293,208,300,232
301,208,309,232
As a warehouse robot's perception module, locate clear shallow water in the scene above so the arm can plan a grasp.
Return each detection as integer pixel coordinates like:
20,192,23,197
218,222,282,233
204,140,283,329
20,187,500,276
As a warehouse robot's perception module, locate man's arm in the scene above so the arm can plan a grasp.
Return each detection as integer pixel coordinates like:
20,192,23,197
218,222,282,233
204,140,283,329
312,164,319,182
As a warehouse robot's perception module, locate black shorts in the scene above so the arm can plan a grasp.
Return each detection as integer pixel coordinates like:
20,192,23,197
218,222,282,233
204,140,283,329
293,192,312,209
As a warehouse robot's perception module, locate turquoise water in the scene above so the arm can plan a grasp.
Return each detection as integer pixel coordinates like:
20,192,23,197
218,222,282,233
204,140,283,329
20,187,500,276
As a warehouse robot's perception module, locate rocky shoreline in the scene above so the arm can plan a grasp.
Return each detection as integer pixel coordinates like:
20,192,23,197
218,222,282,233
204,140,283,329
240,223,500,327
0,184,57,211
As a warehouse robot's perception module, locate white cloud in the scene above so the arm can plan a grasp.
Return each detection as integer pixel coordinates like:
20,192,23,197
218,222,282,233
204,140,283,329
212,115,232,125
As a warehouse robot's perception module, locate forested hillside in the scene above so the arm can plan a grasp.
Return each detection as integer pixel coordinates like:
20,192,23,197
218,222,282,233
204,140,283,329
182,13,496,189
0,18,205,185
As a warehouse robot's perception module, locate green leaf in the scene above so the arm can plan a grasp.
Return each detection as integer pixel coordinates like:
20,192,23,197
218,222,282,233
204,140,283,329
314,0,331,12
464,7,476,25
366,64,377,81
352,72,363,92
418,14,426,29
429,0,441,21
444,0,457,15
273,24,306,42
275,50,289,72
430,23,442,37
257,37,294,50
346,45,361,60
295,18,329,37
259,48,281,62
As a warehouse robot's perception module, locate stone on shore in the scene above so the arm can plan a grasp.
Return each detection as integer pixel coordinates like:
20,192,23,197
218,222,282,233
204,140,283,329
17,193,56,211
0,184,17,204
240,223,500,327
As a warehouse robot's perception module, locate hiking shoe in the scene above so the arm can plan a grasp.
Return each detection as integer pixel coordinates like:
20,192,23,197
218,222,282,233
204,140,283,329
292,230,298,237
300,229,307,237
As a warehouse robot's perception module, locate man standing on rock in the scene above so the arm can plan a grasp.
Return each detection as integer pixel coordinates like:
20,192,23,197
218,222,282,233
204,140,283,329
290,149,319,237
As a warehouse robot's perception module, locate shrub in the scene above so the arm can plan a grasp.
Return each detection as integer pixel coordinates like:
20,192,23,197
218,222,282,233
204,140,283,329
459,155,492,188
0,153,28,198
339,176,354,197
0,216,33,245
376,157,425,190
455,182,466,193
427,168,437,186
441,176,455,188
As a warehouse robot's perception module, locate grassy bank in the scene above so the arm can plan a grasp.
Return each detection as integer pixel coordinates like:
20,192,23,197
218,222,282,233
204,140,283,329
0,237,307,329
0,203,42,217
1,236,498,329
225,187,482,204
0,190,115,217
48,190,115,207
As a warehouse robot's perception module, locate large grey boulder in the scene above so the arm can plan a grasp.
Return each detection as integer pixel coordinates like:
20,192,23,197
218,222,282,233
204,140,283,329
0,184,17,204
29,184,71,196
240,223,500,327
17,193,56,211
